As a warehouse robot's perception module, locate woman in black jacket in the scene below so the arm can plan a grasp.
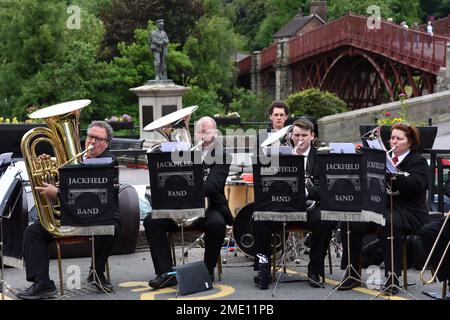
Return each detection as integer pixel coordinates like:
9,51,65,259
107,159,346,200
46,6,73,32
338,123,430,294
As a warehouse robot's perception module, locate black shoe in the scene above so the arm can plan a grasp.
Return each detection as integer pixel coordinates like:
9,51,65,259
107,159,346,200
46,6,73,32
87,273,114,293
380,276,399,295
307,272,322,288
148,273,177,289
337,276,361,290
16,281,58,300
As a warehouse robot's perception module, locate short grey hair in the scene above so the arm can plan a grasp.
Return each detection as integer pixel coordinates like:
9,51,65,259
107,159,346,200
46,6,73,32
88,120,113,142
195,116,216,132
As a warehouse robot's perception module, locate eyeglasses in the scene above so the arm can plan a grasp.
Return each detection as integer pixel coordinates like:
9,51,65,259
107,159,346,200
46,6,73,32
87,134,108,142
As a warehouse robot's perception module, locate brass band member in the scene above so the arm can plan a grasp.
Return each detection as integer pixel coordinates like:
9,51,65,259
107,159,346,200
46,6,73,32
268,101,289,132
419,178,450,283
253,119,335,287
145,117,233,289
339,123,429,294
17,121,120,300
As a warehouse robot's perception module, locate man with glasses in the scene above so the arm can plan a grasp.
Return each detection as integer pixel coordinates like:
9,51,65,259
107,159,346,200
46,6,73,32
17,121,120,300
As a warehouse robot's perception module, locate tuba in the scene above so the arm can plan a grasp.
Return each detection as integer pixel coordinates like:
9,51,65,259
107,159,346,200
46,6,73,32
21,100,91,237
143,106,201,226
259,124,316,212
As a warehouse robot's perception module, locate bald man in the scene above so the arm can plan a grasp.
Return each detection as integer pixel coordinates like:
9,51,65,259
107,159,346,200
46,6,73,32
144,117,233,289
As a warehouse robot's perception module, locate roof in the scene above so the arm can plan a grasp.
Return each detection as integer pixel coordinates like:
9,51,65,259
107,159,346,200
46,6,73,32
273,14,326,38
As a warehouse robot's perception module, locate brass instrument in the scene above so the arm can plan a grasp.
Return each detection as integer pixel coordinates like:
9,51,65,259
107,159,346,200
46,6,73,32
20,100,91,237
143,106,201,226
143,106,198,152
420,212,450,284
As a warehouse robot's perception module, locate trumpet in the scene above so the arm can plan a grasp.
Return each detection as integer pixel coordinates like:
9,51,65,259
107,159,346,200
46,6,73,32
420,212,450,284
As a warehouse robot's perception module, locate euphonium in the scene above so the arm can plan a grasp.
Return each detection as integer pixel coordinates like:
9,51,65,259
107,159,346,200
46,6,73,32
20,100,91,237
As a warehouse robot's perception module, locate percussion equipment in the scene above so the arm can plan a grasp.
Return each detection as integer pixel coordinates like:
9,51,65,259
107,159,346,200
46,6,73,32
225,178,254,217
232,203,284,257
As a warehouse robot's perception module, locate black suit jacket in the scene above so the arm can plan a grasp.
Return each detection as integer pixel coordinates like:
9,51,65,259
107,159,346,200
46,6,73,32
304,147,320,202
390,151,430,230
203,144,234,226
444,178,450,198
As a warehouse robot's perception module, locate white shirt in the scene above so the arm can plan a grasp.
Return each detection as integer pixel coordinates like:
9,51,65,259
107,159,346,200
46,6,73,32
427,24,433,35
395,150,410,166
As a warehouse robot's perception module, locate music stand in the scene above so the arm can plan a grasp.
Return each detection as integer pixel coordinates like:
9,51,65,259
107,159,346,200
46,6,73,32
252,154,322,296
85,230,115,297
325,220,363,299
270,220,324,297
319,150,386,299
371,174,417,300
0,166,23,300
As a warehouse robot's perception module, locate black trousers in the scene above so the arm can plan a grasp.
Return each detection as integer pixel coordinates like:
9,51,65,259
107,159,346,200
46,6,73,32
144,209,226,276
340,211,420,277
23,222,120,284
253,206,334,277
419,218,450,282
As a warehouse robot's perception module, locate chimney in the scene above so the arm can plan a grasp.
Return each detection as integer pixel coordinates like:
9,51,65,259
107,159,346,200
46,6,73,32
310,1,327,22
296,8,303,17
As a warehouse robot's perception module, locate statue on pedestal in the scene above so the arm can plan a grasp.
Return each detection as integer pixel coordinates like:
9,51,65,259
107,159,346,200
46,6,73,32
149,19,169,82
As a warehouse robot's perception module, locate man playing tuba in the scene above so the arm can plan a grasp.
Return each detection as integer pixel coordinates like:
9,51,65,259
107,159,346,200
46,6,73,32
17,121,120,300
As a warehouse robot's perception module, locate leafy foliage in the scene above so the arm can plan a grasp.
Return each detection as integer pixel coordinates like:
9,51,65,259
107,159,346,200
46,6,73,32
285,88,348,120
184,16,240,101
99,0,203,60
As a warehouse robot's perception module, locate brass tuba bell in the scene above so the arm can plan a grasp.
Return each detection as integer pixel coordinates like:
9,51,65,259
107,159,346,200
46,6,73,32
21,99,91,237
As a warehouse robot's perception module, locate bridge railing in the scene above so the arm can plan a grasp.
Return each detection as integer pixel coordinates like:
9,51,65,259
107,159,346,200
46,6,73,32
238,55,252,75
260,44,277,69
289,14,349,64
287,14,449,74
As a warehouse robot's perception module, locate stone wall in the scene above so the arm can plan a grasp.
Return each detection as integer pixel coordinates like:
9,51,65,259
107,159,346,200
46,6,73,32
317,90,450,144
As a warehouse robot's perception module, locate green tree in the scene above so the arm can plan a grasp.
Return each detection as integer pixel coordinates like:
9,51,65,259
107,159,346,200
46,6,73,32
0,0,67,117
99,0,203,60
254,0,309,49
285,88,348,120
184,16,240,102
228,88,271,122
420,0,450,20
230,0,267,51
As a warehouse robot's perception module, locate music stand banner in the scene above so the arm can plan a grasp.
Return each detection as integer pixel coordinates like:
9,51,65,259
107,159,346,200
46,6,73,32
59,163,118,235
252,155,306,222
147,151,205,220
362,148,386,225
318,153,385,225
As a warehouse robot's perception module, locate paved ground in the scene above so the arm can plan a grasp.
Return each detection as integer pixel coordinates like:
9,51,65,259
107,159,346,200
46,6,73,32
1,120,449,303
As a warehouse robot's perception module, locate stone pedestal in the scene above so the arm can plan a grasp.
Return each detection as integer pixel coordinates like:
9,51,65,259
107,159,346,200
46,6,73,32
130,82,190,143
